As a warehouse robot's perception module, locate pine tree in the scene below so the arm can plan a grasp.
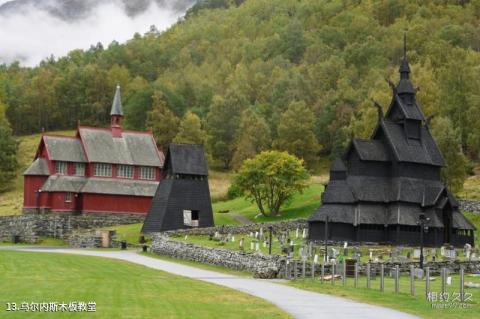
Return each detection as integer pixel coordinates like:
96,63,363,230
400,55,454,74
145,91,180,151
0,102,18,193
232,107,270,169
274,101,320,167
174,111,207,145
431,117,467,194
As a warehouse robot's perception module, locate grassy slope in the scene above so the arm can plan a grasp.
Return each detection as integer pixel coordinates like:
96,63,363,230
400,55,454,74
0,251,289,319
212,182,323,224
0,131,75,216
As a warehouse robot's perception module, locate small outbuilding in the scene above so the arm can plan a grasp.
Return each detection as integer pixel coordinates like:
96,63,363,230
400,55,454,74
141,143,214,233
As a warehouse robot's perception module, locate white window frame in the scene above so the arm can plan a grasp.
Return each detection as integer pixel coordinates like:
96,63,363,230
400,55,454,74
65,192,72,203
74,163,86,176
140,166,155,180
117,165,134,179
94,163,112,177
55,161,68,175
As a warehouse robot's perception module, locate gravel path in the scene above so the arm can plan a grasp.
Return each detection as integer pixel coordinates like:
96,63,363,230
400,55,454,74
6,247,420,319
231,213,253,224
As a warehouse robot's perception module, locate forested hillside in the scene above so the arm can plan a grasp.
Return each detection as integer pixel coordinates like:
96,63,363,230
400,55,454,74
1,0,480,188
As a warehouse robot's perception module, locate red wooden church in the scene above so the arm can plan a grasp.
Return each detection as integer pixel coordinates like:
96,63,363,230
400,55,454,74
23,86,164,215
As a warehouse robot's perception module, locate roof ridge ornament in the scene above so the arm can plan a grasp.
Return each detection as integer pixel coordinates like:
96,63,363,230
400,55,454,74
371,99,384,122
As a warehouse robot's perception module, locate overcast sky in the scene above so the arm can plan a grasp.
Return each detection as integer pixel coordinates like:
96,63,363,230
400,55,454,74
0,1,189,66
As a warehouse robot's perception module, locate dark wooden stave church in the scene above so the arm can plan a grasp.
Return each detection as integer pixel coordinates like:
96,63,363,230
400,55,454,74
141,143,214,233
308,49,476,247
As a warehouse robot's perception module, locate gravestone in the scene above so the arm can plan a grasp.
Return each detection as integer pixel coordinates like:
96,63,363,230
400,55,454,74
413,249,421,259
414,268,424,279
465,243,472,259
444,249,456,259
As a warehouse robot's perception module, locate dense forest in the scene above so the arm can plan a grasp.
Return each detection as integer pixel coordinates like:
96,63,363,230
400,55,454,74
1,0,480,191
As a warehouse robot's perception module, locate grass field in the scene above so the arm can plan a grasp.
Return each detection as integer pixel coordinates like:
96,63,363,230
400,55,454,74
289,273,480,319
0,251,290,319
212,182,323,224
0,237,67,247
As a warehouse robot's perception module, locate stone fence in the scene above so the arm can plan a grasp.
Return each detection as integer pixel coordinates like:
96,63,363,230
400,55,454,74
164,219,308,237
0,213,145,243
460,199,480,214
151,234,284,278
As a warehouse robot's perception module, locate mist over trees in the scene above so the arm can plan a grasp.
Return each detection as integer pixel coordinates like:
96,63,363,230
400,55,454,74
1,0,479,189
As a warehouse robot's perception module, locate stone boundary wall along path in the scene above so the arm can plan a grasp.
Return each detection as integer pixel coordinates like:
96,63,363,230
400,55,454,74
0,213,145,243
151,234,285,278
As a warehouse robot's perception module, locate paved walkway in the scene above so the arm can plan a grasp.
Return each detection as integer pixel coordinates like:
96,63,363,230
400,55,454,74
6,248,419,319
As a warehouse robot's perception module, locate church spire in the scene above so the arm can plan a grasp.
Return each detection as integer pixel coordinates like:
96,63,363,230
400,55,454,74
396,33,415,96
399,33,411,79
110,84,123,116
110,84,123,137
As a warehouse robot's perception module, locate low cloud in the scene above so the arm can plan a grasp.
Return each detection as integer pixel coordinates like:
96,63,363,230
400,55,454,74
0,1,192,66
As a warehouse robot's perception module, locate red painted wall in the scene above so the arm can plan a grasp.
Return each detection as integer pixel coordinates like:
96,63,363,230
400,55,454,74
48,192,75,212
23,176,48,208
82,194,152,214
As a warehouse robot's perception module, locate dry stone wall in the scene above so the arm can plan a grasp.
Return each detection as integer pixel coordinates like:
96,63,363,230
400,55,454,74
0,213,145,243
164,219,308,236
460,200,480,214
151,234,284,278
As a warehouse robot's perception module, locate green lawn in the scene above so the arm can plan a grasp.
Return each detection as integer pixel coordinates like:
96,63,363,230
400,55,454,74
102,223,147,244
289,273,480,319
0,251,290,319
0,237,67,247
212,182,323,224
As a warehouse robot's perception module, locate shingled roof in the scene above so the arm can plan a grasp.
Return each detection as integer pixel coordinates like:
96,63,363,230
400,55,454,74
40,176,158,197
81,178,158,196
42,136,87,163
379,120,444,166
350,139,390,162
166,144,208,176
389,94,425,121
41,176,87,193
78,128,164,167
24,158,50,176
